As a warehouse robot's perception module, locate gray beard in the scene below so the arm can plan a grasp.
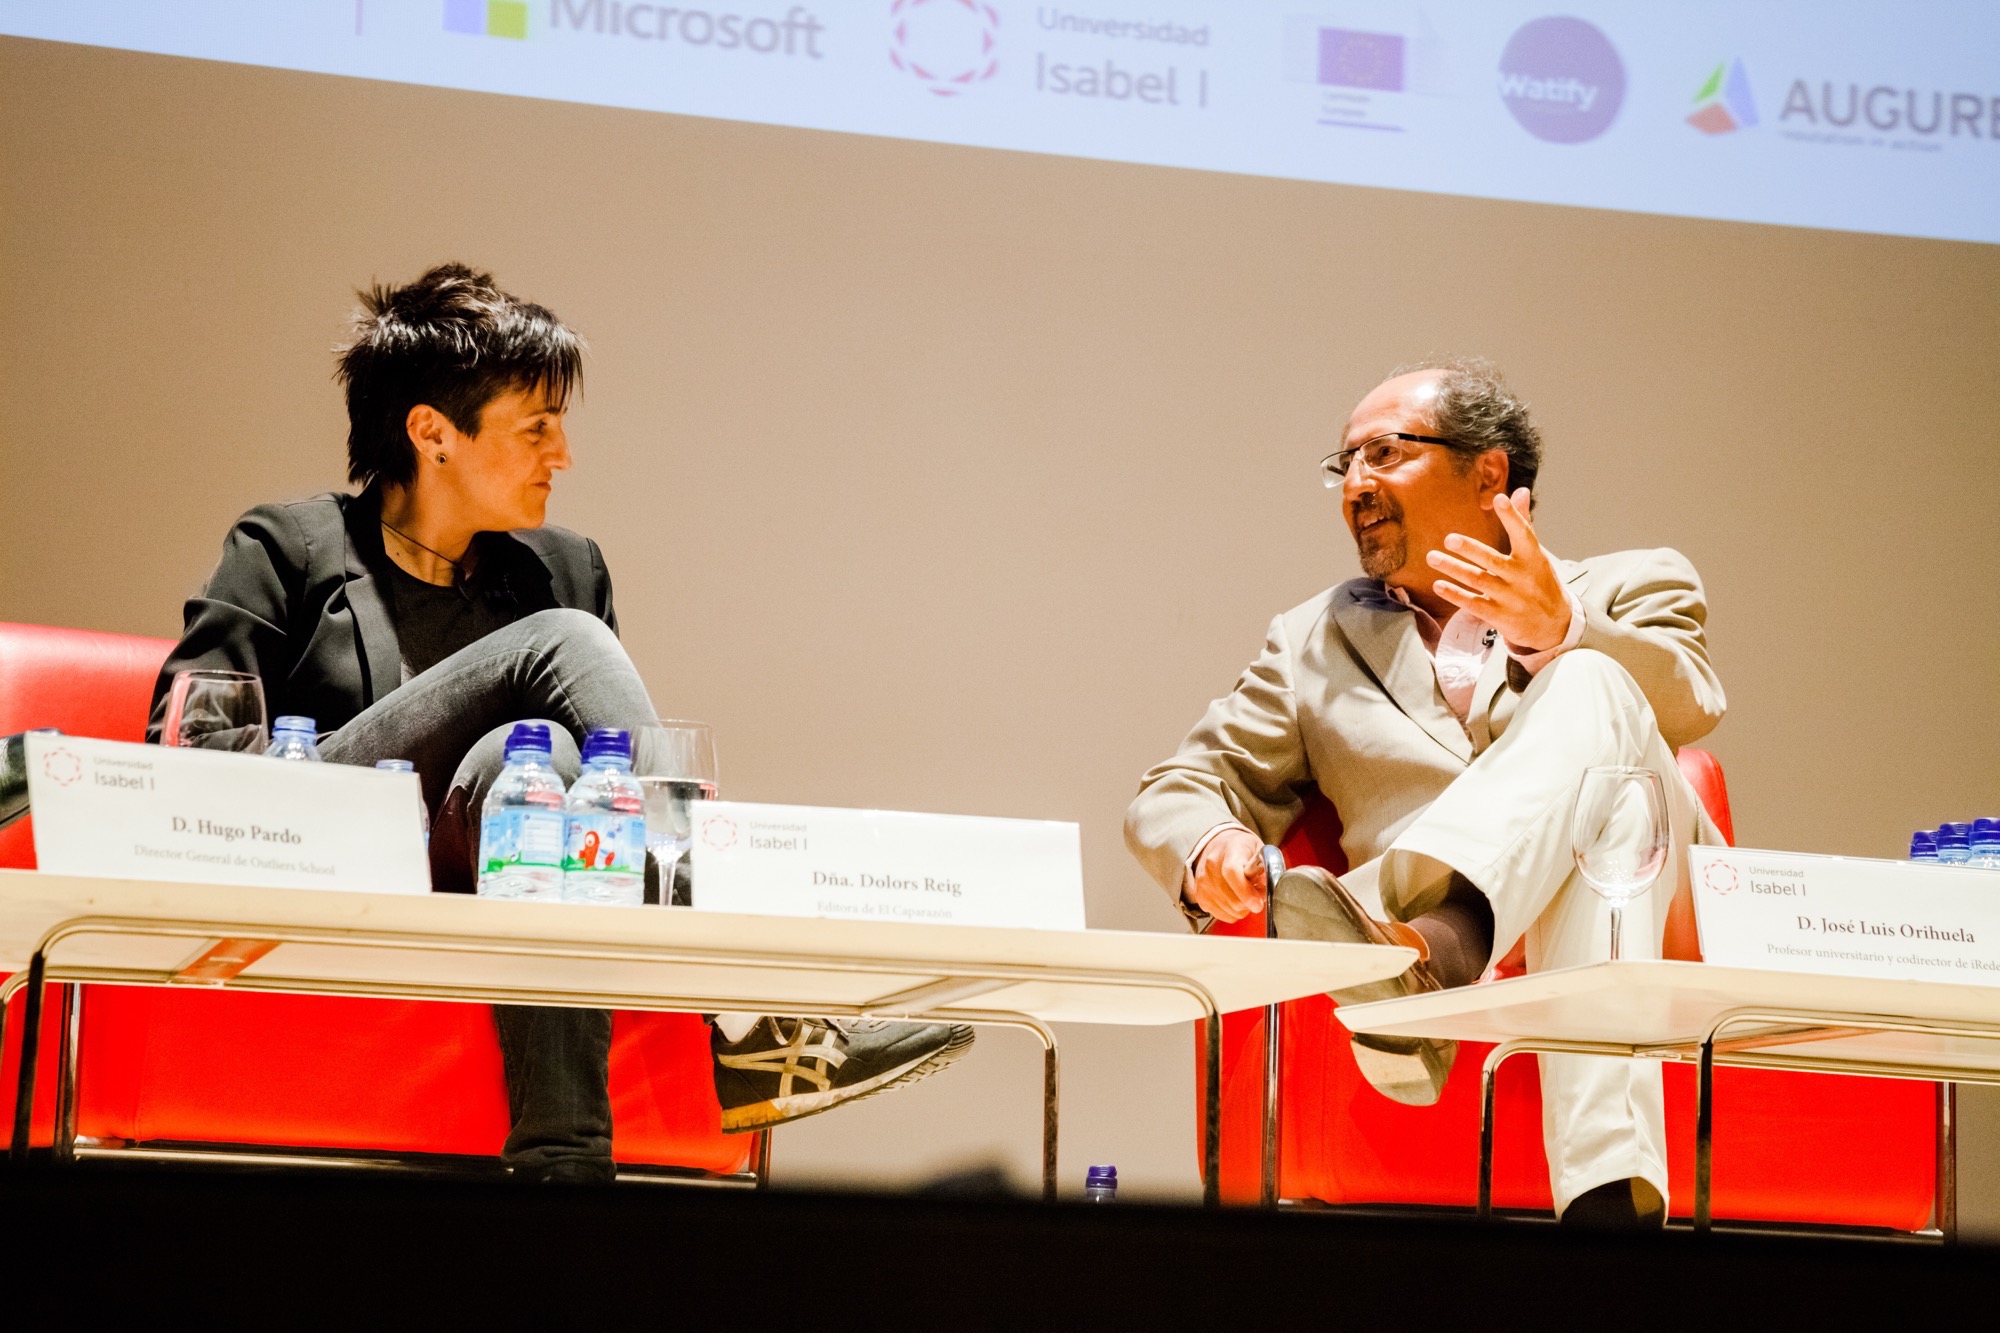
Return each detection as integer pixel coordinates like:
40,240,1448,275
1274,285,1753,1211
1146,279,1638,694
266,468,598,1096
1358,532,1406,581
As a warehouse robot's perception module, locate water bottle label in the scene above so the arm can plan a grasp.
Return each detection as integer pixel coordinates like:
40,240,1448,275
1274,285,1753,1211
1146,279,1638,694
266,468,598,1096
563,812,645,877
480,807,566,872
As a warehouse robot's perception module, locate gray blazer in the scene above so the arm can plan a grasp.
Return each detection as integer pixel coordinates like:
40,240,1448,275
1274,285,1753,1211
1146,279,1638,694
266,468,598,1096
1123,547,1725,906
146,485,617,742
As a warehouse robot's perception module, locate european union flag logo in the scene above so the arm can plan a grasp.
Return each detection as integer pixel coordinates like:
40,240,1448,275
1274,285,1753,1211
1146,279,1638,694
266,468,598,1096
1319,29,1404,93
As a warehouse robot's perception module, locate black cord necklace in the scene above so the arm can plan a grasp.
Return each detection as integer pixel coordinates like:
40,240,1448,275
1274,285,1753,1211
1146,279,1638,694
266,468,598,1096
380,520,468,583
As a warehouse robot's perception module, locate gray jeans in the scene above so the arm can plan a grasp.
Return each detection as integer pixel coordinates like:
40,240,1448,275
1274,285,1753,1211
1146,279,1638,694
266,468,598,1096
320,608,665,1179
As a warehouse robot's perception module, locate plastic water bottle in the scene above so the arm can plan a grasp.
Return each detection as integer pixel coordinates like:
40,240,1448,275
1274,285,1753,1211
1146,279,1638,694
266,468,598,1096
374,759,430,849
477,722,568,901
1937,823,1973,866
563,728,646,906
1084,1164,1117,1203
1970,819,2000,870
268,716,322,762
1909,830,1938,861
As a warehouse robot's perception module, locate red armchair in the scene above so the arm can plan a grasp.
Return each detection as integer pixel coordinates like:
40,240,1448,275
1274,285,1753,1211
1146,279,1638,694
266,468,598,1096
1196,750,1937,1228
0,620,747,1177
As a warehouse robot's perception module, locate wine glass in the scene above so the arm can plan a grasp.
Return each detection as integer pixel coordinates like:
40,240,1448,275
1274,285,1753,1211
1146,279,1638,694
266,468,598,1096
161,670,268,753
635,720,718,907
1570,765,1669,961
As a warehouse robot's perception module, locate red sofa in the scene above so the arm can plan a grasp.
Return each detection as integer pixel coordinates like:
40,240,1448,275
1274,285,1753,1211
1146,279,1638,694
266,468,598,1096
1197,752,1937,1228
0,620,747,1175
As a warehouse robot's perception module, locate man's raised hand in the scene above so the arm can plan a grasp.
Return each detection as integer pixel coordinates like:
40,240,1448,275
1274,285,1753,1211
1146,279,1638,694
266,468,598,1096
1425,487,1571,652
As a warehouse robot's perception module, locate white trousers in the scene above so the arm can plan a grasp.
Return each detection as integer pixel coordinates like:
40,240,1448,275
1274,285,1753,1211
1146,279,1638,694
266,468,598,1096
1357,649,1702,1217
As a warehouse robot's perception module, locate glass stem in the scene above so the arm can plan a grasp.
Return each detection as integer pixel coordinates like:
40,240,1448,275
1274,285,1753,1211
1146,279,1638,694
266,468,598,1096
1609,905,1623,962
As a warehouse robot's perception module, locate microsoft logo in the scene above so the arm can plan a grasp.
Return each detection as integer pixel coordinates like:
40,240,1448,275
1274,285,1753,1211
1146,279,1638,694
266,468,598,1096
445,0,528,39
1687,58,1757,134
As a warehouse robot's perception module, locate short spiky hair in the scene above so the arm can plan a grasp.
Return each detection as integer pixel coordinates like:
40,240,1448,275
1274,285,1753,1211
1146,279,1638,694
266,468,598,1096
335,263,584,488
1388,355,1543,498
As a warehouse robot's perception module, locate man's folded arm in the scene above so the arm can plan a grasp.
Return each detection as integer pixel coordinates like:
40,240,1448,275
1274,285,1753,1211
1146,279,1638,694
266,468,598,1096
1124,612,1312,906
1576,547,1726,748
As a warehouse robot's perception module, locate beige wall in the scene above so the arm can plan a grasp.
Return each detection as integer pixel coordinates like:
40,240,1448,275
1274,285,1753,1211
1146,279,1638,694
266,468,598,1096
5,36,1999,1207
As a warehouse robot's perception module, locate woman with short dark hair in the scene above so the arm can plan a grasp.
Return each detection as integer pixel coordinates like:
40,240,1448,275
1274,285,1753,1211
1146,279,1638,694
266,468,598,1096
144,264,969,1182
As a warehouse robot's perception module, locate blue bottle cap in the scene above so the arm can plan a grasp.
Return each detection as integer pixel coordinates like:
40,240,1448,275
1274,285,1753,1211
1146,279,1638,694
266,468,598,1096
374,759,415,773
1972,818,2000,845
272,715,316,735
1910,831,1938,859
504,721,553,756
1940,822,1973,837
1085,1165,1117,1184
1937,825,1970,850
581,728,633,764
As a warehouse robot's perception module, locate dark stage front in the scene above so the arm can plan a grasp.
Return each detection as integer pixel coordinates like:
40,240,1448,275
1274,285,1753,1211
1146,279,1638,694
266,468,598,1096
3,1166,1997,1326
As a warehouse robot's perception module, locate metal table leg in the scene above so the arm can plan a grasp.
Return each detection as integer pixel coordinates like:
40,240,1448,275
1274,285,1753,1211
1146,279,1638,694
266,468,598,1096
1042,1029,1060,1202
750,1129,773,1191
1260,1000,1282,1207
945,1013,1058,1200
53,984,79,1163
1477,1042,1517,1219
9,951,47,1163
1476,1037,1640,1221
1694,1034,1715,1232
1203,1008,1221,1208
1937,1082,1958,1243
1690,1005,2000,1237
1258,844,1286,1209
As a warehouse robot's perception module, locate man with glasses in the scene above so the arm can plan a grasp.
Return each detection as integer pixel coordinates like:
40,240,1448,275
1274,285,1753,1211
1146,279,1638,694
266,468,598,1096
1125,358,1723,1227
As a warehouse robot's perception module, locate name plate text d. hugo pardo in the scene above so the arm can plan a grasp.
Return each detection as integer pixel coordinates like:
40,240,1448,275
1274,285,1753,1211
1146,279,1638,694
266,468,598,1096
1690,846,2000,986
688,801,1085,930
26,734,430,894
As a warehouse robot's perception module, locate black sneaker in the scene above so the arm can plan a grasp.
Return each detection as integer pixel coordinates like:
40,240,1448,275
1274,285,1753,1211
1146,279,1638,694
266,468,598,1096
712,1017,975,1133
512,1157,616,1186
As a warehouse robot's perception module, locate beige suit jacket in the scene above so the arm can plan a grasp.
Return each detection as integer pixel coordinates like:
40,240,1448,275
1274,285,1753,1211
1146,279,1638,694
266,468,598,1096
1124,547,1725,906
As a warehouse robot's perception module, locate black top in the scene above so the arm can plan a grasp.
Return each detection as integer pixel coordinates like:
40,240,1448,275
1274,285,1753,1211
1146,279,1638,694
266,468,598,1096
382,561,516,683
147,485,618,741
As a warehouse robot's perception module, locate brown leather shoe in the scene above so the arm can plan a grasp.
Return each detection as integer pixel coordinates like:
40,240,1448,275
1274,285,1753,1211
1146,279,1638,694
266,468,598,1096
1560,1177,1667,1230
1269,866,1458,1107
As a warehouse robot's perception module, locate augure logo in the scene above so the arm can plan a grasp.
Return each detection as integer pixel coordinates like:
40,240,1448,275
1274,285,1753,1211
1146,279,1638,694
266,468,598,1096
445,0,527,39
1688,58,1758,135
1496,16,1624,144
890,0,1000,98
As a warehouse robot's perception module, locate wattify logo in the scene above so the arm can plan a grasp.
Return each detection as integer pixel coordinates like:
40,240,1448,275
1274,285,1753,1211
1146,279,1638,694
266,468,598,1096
1688,58,1758,135
1497,16,1624,144
890,0,1000,98
445,0,527,40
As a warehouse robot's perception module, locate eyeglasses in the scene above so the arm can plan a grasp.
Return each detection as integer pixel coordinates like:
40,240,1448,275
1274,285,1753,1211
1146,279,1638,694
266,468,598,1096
1320,432,1461,487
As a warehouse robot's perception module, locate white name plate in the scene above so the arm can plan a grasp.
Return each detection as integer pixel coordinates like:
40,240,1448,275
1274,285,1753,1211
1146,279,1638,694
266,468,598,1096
1690,845,2000,986
26,734,430,894
688,800,1085,930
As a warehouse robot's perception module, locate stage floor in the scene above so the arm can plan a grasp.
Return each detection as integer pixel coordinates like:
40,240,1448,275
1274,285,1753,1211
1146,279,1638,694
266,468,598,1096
2,1163,1996,1325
